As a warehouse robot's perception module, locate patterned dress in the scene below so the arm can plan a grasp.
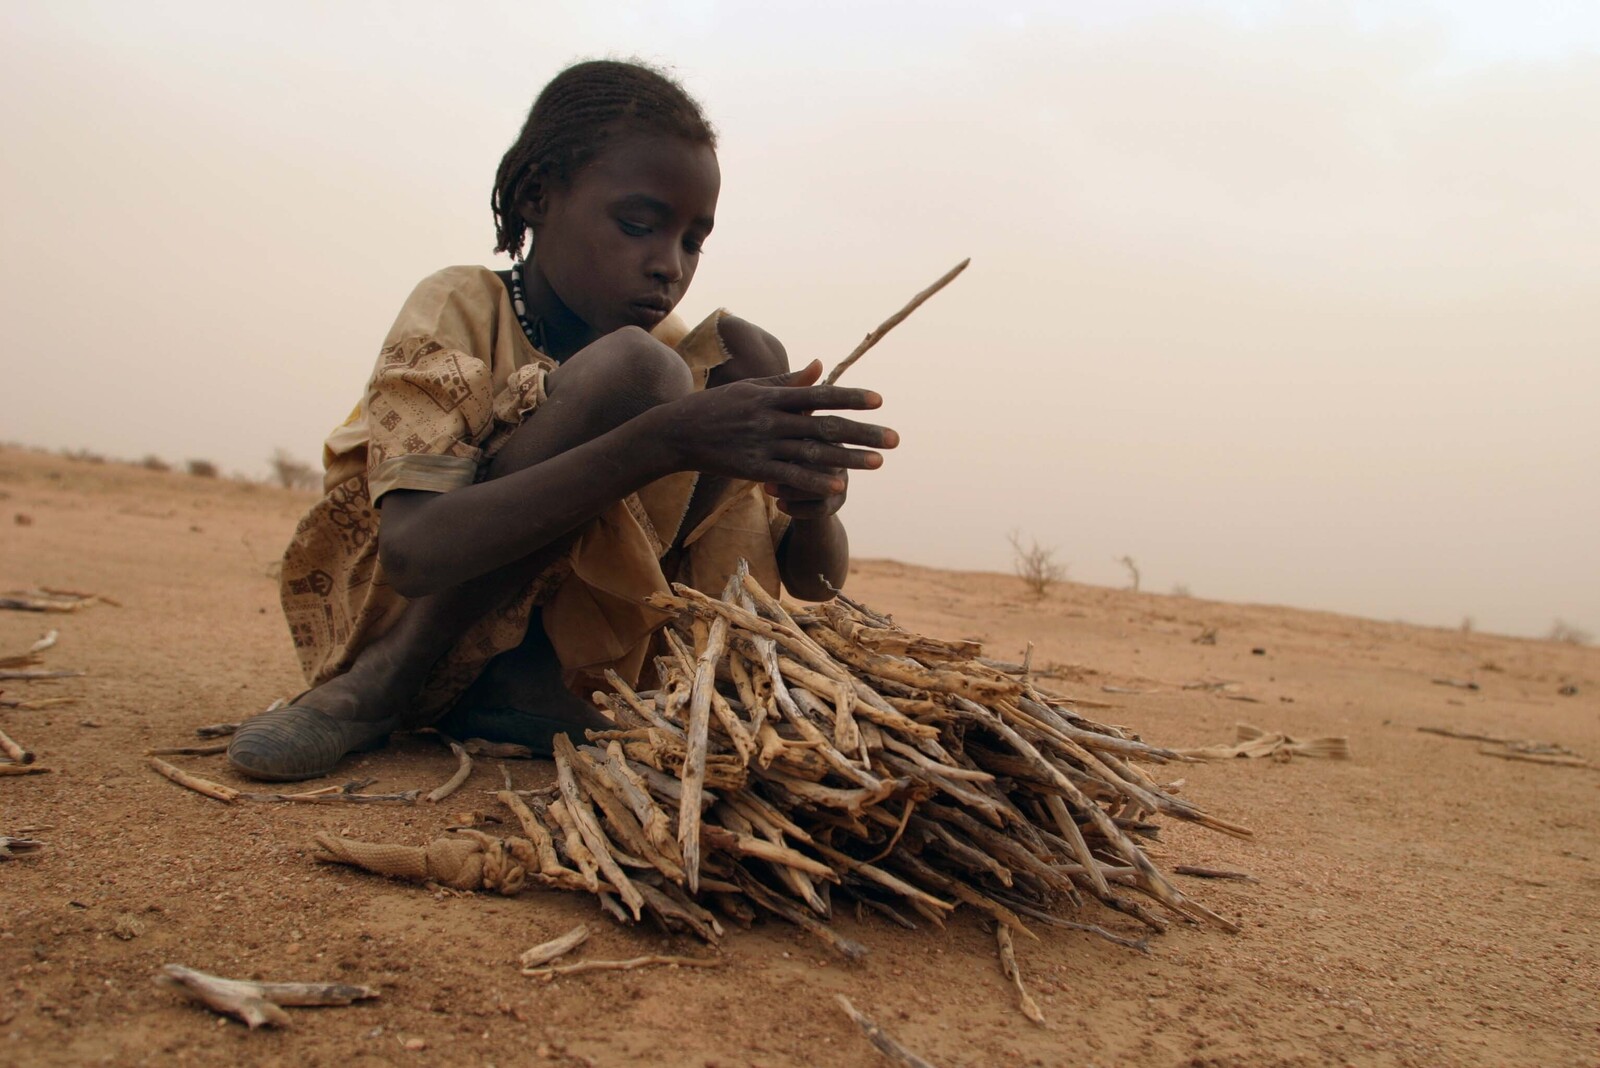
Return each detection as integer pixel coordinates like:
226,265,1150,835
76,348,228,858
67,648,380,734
279,266,787,718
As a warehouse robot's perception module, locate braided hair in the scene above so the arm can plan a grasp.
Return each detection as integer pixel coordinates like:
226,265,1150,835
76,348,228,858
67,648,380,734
492,59,716,260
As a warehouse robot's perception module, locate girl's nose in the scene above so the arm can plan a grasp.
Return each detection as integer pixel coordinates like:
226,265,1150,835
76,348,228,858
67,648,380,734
647,244,684,283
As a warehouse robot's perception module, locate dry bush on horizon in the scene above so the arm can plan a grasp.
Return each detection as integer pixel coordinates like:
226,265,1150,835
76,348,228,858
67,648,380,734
1116,554,1141,592
1008,528,1066,598
269,448,320,491
185,459,219,478
1547,619,1593,646
139,455,171,472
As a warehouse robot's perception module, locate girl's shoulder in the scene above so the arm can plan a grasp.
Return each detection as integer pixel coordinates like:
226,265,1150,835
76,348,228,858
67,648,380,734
399,265,507,317
384,265,511,352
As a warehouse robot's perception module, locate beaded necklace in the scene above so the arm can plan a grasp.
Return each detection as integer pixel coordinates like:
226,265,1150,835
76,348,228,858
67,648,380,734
508,261,548,352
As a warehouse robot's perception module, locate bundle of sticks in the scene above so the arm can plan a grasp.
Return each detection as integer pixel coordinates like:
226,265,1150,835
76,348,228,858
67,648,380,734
320,562,1251,956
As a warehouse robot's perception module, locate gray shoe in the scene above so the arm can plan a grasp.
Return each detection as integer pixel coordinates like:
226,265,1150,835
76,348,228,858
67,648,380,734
227,705,397,782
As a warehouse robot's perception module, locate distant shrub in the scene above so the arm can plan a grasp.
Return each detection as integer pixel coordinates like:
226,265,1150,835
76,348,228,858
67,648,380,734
60,447,106,464
1008,529,1066,598
269,448,319,491
139,455,171,472
186,459,220,478
1171,583,1192,598
1547,619,1593,645
1115,555,1141,592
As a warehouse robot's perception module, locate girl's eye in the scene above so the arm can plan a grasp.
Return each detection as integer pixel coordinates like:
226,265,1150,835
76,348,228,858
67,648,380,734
683,239,704,256
618,220,650,237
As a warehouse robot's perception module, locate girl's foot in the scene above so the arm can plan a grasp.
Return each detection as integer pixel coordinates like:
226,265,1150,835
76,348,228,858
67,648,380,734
228,649,417,782
226,704,398,782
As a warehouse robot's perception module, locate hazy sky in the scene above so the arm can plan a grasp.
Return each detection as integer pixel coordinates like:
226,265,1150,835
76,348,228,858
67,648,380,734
3,1,1596,639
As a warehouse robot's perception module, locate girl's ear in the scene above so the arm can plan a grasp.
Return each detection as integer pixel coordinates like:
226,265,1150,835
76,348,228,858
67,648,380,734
518,183,547,230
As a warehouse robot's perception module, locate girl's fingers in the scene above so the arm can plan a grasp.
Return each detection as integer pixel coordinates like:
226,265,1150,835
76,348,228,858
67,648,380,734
772,413,899,449
774,440,882,471
748,359,822,389
770,384,883,412
757,462,844,497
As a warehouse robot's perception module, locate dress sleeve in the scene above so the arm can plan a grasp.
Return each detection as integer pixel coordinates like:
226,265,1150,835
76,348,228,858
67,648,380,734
365,336,497,503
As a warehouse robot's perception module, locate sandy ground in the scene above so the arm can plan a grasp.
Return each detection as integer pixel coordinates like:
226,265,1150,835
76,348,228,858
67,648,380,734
1,445,1597,1068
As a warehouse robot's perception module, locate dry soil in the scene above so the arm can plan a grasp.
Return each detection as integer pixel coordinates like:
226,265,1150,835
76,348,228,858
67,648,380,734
1,446,1596,1067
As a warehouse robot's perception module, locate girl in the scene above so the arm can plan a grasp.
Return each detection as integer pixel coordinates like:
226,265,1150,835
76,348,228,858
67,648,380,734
229,60,897,782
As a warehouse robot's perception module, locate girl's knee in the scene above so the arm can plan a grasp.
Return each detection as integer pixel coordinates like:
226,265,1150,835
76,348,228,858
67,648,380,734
554,327,694,412
715,315,789,382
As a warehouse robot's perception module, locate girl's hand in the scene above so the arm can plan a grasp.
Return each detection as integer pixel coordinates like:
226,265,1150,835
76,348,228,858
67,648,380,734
765,468,847,520
655,360,896,495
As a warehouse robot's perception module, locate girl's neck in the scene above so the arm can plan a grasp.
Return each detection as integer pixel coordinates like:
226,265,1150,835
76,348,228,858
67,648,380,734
517,259,596,361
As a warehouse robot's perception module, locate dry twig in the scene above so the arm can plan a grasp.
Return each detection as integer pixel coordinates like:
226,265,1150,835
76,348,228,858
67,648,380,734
0,726,34,764
823,259,970,386
996,924,1045,1024
155,963,377,1029
425,740,473,803
836,995,941,1068
521,954,724,980
518,924,591,969
0,835,45,859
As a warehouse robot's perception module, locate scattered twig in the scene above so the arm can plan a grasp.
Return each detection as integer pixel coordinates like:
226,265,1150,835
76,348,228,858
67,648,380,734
1431,678,1480,691
0,629,60,668
0,669,84,681
0,596,85,613
996,924,1045,1025
1174,865,1258,882
518,924,591,969
1417,725,1509,745
194,722,241,739
148,756,238,802
0,835,45,859
37,587,120,607
836,995,941,1068
520,954,724,980
155,963,377,1029
823,259,970,386
0,726,35,764
1478,748,1596,770
0,695,76,710
425,740,473,803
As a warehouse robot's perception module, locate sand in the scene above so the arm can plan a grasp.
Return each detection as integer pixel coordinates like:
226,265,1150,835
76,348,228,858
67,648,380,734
1,444,1596,1067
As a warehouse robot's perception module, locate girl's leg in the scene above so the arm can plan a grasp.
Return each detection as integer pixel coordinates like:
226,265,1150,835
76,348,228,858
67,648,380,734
228,329,693,780
672,315,789,545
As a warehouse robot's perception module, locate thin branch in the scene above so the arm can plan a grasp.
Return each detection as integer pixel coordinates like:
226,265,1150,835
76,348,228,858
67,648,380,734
822,259,969,385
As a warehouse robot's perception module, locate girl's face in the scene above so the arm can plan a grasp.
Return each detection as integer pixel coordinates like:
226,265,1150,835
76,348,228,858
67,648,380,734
524,132,720,339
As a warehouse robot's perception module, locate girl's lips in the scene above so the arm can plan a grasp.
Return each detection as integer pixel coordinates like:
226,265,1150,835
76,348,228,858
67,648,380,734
630,301,669,325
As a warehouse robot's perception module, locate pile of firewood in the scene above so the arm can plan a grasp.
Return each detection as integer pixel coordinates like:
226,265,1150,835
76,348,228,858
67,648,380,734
318,563,1251,958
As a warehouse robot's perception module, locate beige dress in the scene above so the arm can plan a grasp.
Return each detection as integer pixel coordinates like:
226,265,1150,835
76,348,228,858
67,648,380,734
279,265,788,717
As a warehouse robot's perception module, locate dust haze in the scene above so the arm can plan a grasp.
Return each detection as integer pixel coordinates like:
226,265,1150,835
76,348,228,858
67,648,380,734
2,2,1595,639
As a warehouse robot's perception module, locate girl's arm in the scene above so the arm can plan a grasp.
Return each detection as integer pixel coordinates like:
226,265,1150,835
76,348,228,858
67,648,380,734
378,360,891,598
777,509,850,601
